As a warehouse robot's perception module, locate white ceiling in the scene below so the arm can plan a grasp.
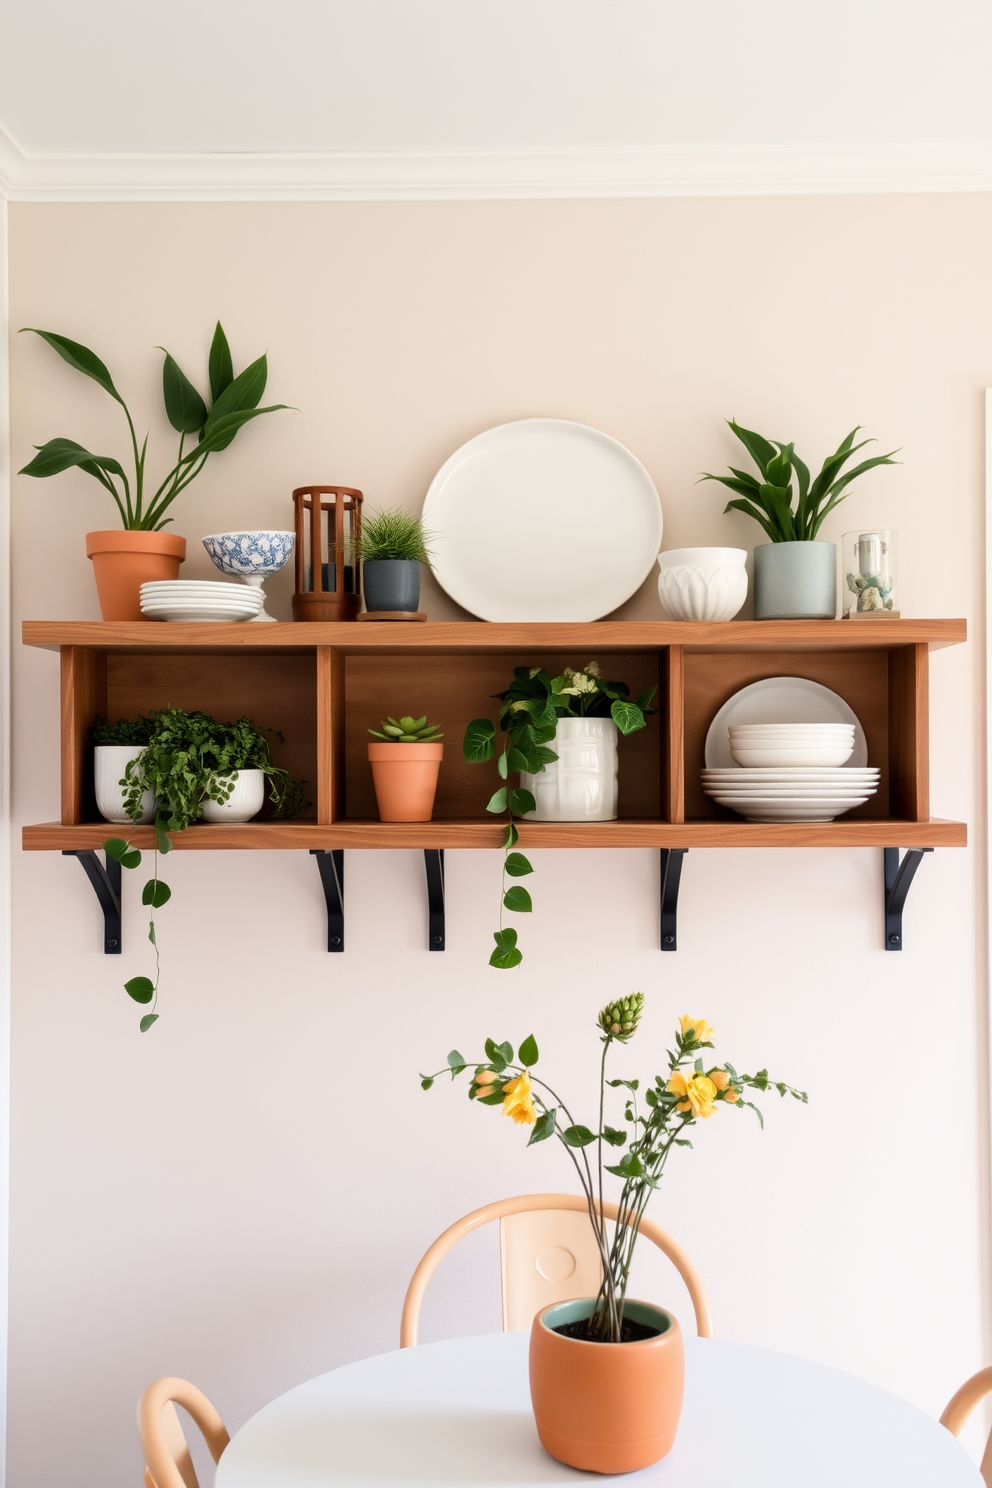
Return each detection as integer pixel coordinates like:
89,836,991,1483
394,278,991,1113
1,0,990,196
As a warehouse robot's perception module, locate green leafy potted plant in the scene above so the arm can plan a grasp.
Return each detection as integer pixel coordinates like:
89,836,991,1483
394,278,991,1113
350,506,434,614
463,662,656,968
699,420,898,619
19,323,290,620
93,714,155,824
421,996,805,1471
368,714,444,821
105,708,308,1031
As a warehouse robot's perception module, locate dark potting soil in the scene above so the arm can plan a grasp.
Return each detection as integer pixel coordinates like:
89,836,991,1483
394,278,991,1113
552,1318,662,1344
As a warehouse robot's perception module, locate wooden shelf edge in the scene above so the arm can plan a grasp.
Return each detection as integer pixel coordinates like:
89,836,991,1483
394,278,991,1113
21,618,968,654
23,818,967,851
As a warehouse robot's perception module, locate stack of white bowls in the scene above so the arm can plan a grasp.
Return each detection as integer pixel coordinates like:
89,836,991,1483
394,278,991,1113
702,723,880,822
140,580,264,623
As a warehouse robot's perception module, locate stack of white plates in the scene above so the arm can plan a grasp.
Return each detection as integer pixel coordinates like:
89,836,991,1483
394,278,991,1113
701,766,881,822
140,580,263,623
703,722,879,822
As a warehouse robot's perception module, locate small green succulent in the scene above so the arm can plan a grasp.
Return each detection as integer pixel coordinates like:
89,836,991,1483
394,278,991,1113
369,715,444,743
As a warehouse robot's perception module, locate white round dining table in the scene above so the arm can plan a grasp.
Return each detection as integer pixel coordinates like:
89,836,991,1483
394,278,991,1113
215,1332,981,1488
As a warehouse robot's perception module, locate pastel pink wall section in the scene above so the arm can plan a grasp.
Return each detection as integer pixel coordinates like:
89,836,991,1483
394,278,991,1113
7,197,991,1486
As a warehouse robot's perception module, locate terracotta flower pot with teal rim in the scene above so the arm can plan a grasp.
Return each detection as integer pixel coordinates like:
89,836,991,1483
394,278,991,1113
529,1298,684,1473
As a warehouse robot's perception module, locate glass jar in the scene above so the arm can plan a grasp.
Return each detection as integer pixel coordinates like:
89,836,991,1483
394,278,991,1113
842,530,898,618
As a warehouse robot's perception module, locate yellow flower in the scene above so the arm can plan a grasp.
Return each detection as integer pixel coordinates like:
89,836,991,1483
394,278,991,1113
709,1069,731,1091
679,1015,715,1044
501,1072,537,1126
667,1070,718,1119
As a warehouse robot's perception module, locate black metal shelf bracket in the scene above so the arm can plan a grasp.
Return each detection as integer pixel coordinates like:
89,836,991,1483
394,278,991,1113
311,849,345,952
425,849,445,951
884,847,932,951
660,849,687,952
64,849,122,955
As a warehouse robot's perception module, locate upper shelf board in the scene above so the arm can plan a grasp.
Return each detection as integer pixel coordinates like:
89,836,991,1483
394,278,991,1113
22,619,968,655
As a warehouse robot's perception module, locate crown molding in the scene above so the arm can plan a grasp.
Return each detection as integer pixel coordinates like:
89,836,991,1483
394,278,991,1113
2,123,992,202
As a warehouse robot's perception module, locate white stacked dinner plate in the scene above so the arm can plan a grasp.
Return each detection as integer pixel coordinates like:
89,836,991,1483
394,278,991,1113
140,580,263,623
702,678,879,822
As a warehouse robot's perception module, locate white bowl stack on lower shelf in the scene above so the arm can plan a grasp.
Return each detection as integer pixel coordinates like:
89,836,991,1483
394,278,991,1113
702,723,880,822
140,580,264,623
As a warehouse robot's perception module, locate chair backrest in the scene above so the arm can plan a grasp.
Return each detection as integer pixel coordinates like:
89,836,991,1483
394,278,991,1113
400,1192,712,1346
941,1365,992,1486
138,1377,230,1488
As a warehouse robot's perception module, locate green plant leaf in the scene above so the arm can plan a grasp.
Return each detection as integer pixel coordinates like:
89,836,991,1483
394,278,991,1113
602,1125,627,1146
484,1035,509,1069
124,976,155,1005
463,718,496,763
139,1013,159,1032
18,437,128,483
489,931,522,970
518,1033,539,1066
420,1075,434,1090
610,699,645,735
721,497,780,543
764,446,793,489
477,1089,506,1105
528,1108,556,1144
21,328,125,404
446,1049,466,1073
208,321,234,404
562,1124,596,1147
202,354,269,450
141,879,171,909
509,787,536,816
504,852,533,877
758,482,797,541
160,350,208,433
727,418,778,474
155,820,173,854
504,822,519,849
636,686,658,712
103,837,141,870
503,885,533,913
486,787,508,814
497,753,508,780
506,746,531,774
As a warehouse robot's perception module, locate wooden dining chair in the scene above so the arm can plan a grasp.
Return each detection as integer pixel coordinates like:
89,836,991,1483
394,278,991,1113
137,1376,230,1488
400,1192,712,1345
941,1367,992,1485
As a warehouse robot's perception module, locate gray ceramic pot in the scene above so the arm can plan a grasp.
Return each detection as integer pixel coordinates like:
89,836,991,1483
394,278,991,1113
363,560,421,613
753,541,837,620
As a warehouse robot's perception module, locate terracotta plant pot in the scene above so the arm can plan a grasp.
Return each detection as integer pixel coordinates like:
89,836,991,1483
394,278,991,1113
367,742,443,822
86,530,187,621
529,1298,684,1474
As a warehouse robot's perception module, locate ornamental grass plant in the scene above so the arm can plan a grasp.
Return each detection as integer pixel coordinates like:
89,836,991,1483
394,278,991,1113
422,995,805,1344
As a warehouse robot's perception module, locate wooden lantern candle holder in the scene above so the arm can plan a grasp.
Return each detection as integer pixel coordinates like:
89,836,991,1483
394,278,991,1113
292,486,363,622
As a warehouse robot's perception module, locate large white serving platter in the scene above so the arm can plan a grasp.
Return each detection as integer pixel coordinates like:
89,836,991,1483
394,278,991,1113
422,418,663,621
705,676,868,769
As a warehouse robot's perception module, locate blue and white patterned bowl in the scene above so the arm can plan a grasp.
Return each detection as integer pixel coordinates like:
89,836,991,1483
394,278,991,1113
202,530,295,578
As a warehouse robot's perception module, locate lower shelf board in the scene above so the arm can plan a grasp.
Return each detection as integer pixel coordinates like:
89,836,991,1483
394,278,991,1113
22,817,967,850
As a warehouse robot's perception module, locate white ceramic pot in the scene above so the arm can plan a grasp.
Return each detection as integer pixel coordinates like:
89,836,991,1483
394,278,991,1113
94,745,155,824
520,718,619,821
656,548,747,622
201,769,266,823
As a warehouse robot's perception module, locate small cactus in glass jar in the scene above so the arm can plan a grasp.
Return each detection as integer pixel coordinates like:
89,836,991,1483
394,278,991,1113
368,715,444,743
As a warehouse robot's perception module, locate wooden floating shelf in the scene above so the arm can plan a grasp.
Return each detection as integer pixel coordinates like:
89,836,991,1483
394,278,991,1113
22,617,967,954
23,818,967,852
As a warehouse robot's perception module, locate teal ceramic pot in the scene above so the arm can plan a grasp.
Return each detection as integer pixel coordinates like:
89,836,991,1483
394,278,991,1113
753,541,837,620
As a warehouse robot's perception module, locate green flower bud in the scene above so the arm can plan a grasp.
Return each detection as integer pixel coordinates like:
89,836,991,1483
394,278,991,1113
598,992,645,1042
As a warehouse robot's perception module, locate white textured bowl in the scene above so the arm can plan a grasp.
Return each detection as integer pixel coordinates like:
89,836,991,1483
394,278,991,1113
730,743,855,768
657,548,748,622
200,769,266,822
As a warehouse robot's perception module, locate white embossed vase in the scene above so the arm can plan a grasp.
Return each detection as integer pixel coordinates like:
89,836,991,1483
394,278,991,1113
94,745,156,824
520,718,619,821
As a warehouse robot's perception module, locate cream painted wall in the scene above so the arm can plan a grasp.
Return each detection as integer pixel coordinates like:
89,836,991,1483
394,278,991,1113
6,197,990,1487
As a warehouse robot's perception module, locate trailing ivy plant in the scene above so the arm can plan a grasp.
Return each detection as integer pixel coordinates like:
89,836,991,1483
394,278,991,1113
18,322,291,530
699,420,899,542
103,708,308,1032
463,663,657,969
